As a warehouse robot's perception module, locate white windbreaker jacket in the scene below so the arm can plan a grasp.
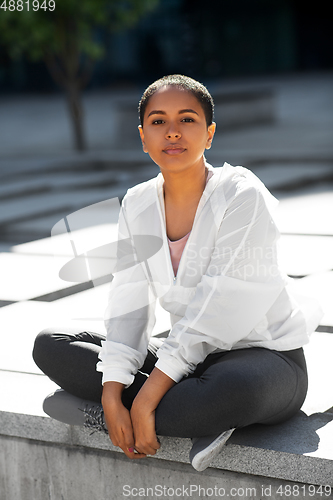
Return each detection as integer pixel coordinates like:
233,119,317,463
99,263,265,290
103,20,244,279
97,163,323,386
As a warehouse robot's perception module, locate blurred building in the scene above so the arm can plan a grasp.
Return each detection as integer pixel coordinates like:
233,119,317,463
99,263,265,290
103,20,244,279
0,0,332,92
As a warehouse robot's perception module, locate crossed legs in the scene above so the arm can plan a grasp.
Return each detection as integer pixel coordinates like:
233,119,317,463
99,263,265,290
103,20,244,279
33,327,308,438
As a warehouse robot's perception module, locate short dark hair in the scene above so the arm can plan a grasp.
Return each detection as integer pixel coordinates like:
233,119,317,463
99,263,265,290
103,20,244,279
138,74,214,127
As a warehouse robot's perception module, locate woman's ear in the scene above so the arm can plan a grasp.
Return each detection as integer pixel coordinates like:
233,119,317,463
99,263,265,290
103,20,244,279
205,122,216,150
138,125,148,153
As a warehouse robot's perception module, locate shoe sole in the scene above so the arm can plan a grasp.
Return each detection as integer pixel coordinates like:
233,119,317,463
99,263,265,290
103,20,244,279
191,428,235,472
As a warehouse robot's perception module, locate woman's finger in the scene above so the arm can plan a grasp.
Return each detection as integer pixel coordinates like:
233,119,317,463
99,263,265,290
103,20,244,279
122,446,147,459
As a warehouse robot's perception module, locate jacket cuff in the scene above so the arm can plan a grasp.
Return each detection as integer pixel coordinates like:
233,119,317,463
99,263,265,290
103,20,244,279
99,368,134,389
154,357,188,383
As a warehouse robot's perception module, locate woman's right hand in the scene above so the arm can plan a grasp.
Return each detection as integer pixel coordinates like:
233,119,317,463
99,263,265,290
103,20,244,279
101,381,146,460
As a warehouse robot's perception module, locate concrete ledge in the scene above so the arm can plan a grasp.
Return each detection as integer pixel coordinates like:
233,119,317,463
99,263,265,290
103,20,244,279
4,434,327,500
1,409,332,490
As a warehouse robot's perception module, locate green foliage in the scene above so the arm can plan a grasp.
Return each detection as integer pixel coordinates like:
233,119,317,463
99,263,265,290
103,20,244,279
0,0,159,62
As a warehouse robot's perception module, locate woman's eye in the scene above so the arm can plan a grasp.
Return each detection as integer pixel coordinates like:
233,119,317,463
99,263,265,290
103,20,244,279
152,119,164,125
181,117,194,123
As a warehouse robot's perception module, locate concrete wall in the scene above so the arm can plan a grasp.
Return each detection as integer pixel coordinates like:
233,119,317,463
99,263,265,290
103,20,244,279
0,435,325,500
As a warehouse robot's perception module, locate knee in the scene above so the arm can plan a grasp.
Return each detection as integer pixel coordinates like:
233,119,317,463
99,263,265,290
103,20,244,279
32,327,58,370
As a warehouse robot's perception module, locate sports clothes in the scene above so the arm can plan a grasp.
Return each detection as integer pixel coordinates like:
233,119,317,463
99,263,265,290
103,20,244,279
97,163,322,387
33,328,308,438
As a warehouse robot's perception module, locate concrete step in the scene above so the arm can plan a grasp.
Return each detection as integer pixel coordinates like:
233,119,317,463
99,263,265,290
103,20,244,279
0,301,55,375
0,150,151,179
274,185,333,236
302,332,333,415
0,372,58,417
0,187,123,227
295,272,333,328
0,291,170,376
6,201,119,247
0,170,131,201
279,234,333,277
252,163,333,191
2,410,330,500
0,252,78,301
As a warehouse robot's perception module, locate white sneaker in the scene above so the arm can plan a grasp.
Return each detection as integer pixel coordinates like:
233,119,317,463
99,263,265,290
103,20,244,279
189,428,235,471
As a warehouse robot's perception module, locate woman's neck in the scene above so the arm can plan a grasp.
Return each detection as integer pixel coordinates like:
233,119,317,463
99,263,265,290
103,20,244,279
162,161,208,206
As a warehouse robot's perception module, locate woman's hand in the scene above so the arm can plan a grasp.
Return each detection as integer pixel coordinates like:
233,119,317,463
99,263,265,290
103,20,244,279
130,367,176,455
102,381,146,459
102,369,175,459
130,402,160,456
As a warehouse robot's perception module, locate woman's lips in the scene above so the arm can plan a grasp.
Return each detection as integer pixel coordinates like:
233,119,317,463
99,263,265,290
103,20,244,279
163,145,186,155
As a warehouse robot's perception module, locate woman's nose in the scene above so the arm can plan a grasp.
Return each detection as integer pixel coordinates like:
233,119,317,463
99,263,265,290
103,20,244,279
166,123,181,139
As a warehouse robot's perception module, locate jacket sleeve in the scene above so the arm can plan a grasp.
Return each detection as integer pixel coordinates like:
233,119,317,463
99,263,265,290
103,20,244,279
96,202,156,387
155,184,286,382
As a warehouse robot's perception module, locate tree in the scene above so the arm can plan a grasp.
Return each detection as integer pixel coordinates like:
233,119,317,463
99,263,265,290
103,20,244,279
0,0,159,150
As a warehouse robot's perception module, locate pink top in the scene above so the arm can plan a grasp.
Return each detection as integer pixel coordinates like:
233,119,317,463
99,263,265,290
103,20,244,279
167,169,213,276
168,231,191,275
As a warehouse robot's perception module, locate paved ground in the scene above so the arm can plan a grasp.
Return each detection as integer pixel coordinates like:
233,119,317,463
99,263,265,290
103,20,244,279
0,71,332,427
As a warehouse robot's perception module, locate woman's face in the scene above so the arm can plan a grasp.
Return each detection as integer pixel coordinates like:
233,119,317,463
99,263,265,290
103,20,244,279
138,86,215,174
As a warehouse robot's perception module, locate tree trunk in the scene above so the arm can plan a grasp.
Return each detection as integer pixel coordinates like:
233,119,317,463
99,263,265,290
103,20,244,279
64,79,87,152
44,53,87,151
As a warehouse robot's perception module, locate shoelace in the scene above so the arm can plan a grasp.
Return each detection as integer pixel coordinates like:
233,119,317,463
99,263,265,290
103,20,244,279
80,405,108,435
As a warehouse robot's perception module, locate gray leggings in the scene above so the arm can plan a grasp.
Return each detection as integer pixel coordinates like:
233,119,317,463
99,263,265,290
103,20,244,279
33,327,308,438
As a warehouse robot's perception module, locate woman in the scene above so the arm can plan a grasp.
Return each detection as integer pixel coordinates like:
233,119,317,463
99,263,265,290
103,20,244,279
33,75,322,472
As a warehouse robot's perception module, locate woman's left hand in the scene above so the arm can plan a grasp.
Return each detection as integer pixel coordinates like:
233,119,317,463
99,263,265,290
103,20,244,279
129,367,176,456
130,401,160,456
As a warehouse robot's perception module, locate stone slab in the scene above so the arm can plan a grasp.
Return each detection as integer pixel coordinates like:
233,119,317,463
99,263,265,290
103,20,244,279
13,223,119,257
302,332,333,415
0,243,12,252
3,431,325,500
46,282,109,321
213,90,275,128
0,410,332,488
0,301,56,375
0,372,58,417
278,234,333,277
0,290,170,377
273,185,333,236
0,252,79,301
210,118,333,163
0,294,110,375
229,412,333,460
9,191,121,250
252,163,333,191
0,150,150,180
0,297,112,376
0,170,131,200
0,186,124,226
49,283,171,336
294,272,333,327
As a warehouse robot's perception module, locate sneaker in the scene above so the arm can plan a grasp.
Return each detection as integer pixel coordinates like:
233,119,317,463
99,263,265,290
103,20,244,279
43,389,108,434
81,403,108,435
189,428,235,471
